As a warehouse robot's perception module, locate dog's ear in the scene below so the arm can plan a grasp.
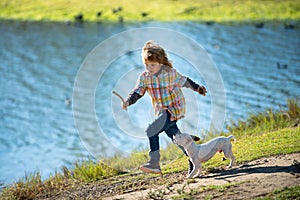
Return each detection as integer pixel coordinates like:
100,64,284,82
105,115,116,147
190,135,201,142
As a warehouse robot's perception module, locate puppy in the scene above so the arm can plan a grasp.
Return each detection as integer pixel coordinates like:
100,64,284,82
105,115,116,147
173,133,236,178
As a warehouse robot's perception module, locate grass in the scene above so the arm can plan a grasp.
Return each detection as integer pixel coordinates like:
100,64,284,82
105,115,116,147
0,0,300,23
170,183,300,200
227,98,300,136
171,182,241,200
257,186,300,200
0,162,121,200
0,99,299,199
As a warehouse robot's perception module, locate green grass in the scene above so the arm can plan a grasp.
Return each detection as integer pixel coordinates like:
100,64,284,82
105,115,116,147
0,0,299,22
0,162,121,200
171,182,241,200
257,186,300,200
227,99,300,136
1,99,299,199
170,183,300,200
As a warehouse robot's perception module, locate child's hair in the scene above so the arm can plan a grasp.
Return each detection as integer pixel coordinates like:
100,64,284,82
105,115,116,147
142,40,173,68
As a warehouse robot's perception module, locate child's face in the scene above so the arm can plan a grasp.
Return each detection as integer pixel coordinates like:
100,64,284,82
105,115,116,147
144,61,162,75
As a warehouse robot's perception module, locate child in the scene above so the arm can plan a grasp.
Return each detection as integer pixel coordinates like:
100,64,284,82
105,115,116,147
122,40,207,174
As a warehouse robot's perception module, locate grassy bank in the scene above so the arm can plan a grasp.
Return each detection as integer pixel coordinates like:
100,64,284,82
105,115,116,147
1,0,300,23
0,99,299,199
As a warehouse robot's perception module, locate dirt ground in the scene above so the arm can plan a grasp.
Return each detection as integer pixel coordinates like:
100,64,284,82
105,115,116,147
104,153,300,200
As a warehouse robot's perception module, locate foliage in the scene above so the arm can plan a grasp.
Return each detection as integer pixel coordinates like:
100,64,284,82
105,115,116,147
227,99,300,137
0,162,121,199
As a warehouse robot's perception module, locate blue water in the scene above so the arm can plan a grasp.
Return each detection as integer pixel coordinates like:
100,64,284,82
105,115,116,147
0,20,299,186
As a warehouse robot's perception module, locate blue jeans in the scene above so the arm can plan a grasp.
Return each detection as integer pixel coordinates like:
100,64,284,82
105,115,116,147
146,110,180,152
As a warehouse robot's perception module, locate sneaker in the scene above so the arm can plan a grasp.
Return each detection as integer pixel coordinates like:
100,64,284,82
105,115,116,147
139,163,161,174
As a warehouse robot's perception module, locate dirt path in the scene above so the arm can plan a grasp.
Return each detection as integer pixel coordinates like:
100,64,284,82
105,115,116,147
105,153,300,200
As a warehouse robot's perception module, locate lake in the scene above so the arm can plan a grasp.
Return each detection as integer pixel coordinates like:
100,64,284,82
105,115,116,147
0,20,299,186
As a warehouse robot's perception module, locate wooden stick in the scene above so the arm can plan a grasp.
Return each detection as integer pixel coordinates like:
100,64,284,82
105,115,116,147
112,90,127,111
112,91,126,104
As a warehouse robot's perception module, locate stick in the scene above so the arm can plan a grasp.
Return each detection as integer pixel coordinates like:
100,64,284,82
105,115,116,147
112,91,125,103
112,91,127,110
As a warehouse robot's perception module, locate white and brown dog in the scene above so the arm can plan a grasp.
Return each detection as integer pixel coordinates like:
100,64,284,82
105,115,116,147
173,133,236,178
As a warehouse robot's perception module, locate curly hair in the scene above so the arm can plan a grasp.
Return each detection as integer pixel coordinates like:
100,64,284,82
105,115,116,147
142,40,172,68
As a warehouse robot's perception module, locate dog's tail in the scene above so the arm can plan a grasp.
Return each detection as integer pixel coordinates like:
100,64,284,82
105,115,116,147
227,135,236,142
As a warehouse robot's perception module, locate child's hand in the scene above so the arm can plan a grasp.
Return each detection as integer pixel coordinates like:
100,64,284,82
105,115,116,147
122,101,129,110
198,86,207,96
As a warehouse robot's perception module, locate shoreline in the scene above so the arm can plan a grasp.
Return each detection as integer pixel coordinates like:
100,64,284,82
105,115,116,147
1,18,299,28
1,16,299,25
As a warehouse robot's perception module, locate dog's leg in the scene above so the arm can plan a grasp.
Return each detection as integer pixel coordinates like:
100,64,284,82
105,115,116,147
188,159,200,178
187,163,196,179
223,144,235,168
193,163,202,178
228,155,235,168
227,149,235,168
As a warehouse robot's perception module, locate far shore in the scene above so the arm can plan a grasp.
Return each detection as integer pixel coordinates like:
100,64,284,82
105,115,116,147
0,0,299,23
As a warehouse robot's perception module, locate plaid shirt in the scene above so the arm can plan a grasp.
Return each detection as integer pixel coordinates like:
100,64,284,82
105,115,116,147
133,66,187,121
